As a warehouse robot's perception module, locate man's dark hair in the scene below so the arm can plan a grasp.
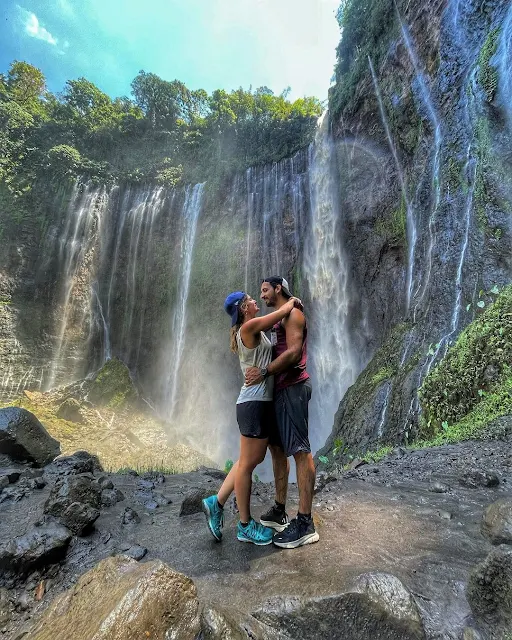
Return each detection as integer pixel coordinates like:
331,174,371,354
262,276,292,299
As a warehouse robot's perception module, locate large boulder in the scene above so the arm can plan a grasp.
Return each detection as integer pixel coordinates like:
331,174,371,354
27,556,200,640
180,489,216,516
466,547,512,638
253,572,425,640
85,358,138,408
44,475,101,535
481,499,512,545
200,604,281,640
0,408,60,467
0,519,72,574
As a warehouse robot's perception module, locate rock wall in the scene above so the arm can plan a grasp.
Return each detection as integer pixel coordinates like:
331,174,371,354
320,0,512,458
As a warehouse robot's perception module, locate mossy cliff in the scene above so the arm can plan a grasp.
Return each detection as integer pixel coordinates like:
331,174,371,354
320,0,512,458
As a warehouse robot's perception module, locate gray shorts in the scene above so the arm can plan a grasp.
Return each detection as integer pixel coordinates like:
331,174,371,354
273,380,312,457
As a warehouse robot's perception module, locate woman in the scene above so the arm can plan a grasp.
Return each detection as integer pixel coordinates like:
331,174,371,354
202,290,298,545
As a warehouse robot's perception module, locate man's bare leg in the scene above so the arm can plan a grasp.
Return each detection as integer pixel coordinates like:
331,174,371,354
269,444,289,505
294,451,315,515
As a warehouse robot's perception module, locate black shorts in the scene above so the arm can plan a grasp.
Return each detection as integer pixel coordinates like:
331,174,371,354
274,380,312,457
236,401,276,439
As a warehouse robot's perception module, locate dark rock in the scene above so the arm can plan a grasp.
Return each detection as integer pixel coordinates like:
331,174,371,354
314,471,337,494
349,458,368,470
459,469,499,488
56,398,84,423
124,546,147,561
137,479,155,490
141,471,165,484
46,451,103,476
466,547,512,637
1,469,21,484
0,519,72,574
44,475,101,534
199,467,227,481
98,477,114,490
253,572,425,639
45,475,102,514
387,447,407,460
481,499,512,545
60,502,100,535
180,489,216,516
428,481,451,493
153,492,172,506
0,475,8,490
20,468,44,480
0,408,60,467
122,507,140,524
115,489,125,502
0,588,14,625
101,489,118,507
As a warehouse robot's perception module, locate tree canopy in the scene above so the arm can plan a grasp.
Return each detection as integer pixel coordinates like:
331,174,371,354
0,60,322,199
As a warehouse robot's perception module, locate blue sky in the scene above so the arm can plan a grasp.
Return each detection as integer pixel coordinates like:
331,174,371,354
2,0,341,101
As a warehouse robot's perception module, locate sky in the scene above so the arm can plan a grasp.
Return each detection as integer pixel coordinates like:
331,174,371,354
1,0,341,102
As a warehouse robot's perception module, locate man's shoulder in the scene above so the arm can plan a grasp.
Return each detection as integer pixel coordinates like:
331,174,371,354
283,307,305,327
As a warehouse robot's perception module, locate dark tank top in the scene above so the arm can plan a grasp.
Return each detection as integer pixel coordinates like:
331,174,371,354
272,315,310,392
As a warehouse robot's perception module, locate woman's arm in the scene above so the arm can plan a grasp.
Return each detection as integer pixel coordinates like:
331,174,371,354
242,298,297,337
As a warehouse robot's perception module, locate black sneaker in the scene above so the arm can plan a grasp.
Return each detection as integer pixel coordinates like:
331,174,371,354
260,505,289,532
272,515,319,549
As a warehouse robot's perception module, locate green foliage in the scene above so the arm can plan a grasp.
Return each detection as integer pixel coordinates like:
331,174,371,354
375,196,407,245
477,28,500,103
224,459,234,473
416,374,512,446
330,0,397,117
88,357,137,408
419,285,512,436
362,445,393,463
370,366,395,386
0,59,322,211
47,144,82,176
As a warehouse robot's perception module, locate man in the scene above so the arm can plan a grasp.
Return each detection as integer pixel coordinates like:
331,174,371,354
245,276,318,549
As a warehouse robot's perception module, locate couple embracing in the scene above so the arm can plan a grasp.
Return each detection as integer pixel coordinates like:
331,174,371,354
202,276,318,549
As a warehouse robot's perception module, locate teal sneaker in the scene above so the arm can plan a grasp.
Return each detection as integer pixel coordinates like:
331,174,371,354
202,495,224,541
237,518,273,546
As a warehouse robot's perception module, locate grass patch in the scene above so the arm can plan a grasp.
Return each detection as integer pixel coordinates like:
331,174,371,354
114,463,180,475
361,446,394,464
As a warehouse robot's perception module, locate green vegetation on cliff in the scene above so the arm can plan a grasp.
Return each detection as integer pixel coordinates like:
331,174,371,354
330,0,397,117
419,285,512,442
477,27,501,103
0,60,322,231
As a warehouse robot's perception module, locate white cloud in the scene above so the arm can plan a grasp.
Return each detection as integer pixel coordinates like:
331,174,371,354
18,7,58,45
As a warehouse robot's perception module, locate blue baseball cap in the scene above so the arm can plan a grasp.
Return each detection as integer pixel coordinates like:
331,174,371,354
224,291,246,326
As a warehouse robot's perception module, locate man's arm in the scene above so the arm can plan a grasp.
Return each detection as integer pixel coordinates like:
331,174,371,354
245,308,305,386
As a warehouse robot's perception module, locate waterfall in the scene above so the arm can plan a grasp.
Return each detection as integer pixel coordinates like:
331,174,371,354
368,55,416,314
165,183,205,420
304,113,357,452
46,184,107,390
497,5,512,130
397,15,443,315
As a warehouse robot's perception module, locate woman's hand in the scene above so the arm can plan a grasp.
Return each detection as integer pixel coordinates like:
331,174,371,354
286,297,303,313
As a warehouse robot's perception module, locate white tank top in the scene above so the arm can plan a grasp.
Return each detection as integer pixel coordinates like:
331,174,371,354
236,330,274,403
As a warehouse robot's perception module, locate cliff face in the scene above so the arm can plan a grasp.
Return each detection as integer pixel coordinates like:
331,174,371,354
320,0,512,457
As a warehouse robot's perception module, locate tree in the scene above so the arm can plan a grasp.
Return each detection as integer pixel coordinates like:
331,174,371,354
6,61,46,116
131,71,192,130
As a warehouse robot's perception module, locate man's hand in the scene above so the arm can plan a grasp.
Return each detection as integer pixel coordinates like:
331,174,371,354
245,366,263,386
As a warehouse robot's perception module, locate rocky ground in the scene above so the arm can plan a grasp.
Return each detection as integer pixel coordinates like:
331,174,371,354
1,407,512,639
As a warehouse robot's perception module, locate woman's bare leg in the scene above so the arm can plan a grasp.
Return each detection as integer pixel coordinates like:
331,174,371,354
235,436,268,523
217,461,238,506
